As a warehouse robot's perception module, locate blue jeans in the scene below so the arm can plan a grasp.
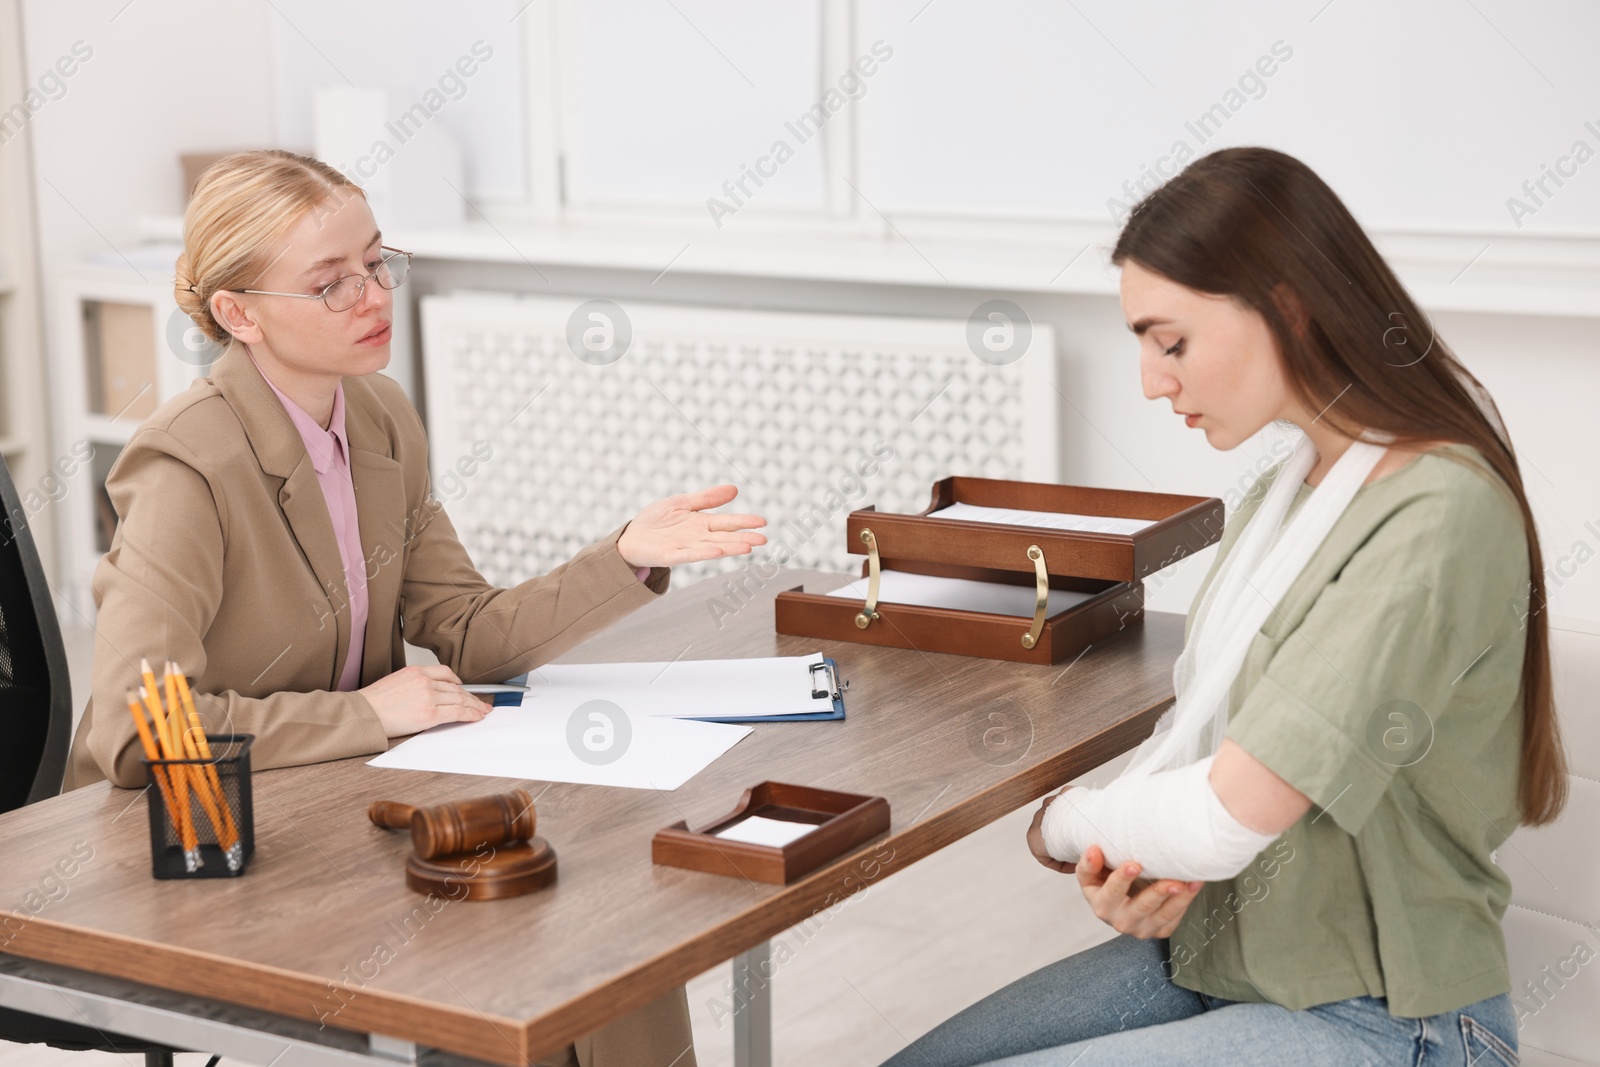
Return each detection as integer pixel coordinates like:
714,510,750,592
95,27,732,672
880,935,1519,1066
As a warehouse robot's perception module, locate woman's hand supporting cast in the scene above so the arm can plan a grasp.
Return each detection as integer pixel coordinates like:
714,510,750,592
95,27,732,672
1027,787,1205,939
1074,844,1203,939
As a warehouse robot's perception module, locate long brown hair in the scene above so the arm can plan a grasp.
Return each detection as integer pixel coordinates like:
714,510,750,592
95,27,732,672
1113,146,1566,825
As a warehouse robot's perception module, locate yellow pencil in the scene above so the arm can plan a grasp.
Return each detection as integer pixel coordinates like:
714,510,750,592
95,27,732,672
169,661,241,867
164,662,238,869
143,682,198,865
140,659,199,871
126,689,181,828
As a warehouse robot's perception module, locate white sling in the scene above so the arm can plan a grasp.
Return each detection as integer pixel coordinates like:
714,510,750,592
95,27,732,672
1122,431,1388,781
1040,431,1389,877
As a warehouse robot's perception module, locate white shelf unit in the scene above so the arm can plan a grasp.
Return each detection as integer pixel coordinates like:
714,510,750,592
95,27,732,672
0,0,51,578
49,265,211,620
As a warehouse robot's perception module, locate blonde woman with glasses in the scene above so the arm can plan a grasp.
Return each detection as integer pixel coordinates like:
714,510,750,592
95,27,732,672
66,149,764,1067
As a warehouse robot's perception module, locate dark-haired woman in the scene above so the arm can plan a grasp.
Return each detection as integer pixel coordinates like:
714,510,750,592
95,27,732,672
882,147,1563,1067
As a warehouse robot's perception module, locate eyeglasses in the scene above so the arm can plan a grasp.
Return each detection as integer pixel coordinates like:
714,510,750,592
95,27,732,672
232,246,412,313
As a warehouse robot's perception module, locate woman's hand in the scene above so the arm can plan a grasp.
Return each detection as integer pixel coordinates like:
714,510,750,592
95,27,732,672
360,665,493,738
1027,787,1075,874
616,485,767,569
1076,844,1203,939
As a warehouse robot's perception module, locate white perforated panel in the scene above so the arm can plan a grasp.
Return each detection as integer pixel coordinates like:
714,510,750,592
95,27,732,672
420,294,1058,590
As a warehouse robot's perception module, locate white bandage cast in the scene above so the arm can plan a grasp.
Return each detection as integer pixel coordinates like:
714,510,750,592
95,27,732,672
1039,755,1278,882
1036,433,1384,884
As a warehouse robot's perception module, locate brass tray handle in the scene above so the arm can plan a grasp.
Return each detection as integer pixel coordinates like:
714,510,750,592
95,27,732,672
855,527,882,629
1021,544,1048,649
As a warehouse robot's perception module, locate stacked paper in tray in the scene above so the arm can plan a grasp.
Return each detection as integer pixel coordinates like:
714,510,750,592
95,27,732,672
927,502,1156,535
824,570,1098,618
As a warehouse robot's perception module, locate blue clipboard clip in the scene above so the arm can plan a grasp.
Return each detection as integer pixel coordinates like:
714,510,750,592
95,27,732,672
810,659,845,701
693,656,848,724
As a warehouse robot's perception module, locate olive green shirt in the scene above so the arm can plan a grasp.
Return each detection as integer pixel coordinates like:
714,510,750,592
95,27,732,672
1167,443,1529,1018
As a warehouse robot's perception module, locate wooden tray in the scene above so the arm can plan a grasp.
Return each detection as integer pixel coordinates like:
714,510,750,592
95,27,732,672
774,476,1221,665
847,476,1223,582
652,782,890,885
774,565,1145,665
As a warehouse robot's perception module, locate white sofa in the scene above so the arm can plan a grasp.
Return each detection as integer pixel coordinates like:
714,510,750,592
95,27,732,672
1496,617,1600,1065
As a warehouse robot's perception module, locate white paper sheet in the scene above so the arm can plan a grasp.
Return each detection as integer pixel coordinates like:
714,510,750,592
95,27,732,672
368,706,751,790
824,569,1096,618
522,653,831,719
929,502,1155,536
713,815,819,847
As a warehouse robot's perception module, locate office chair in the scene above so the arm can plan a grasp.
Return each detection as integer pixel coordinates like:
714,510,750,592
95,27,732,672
0,457,69,812
0,455,217,1067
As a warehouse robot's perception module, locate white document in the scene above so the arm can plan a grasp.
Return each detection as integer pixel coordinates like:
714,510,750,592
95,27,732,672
824,569,1096,618
368,707,751,791
713,815,818,847
522,653,831,719
929,502,1155,536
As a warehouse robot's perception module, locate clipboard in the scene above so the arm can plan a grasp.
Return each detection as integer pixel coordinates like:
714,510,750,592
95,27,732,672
482,657,847,724
686,658,846,724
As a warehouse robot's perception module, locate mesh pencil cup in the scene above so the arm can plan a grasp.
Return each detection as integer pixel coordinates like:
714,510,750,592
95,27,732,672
142,733,255,879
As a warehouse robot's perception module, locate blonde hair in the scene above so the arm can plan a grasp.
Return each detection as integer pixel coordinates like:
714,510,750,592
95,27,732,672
174,150,366,342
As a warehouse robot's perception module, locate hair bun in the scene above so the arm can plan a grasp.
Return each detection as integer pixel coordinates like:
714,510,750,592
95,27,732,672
173,252,228,343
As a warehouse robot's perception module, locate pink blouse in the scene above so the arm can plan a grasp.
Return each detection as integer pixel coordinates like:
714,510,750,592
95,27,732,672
254,357,369,691
253,357,651,692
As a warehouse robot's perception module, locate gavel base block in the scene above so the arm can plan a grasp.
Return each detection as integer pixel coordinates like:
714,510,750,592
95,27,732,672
403,837,557,900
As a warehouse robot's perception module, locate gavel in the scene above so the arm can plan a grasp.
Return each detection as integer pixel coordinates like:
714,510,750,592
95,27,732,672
369,788,556,900
369,789,535,860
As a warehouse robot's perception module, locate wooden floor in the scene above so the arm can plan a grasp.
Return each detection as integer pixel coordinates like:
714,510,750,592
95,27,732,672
6,631,1123,1067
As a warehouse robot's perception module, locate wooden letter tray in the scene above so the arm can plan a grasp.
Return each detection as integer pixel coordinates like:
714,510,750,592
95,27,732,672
652,782,890,885
774,476,1224,665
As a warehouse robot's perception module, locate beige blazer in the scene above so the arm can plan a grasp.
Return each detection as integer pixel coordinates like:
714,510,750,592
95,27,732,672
67,346,670,789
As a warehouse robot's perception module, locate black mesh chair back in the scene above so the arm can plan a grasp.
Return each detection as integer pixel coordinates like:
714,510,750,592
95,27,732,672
0,455,71,812
0,457,200,1065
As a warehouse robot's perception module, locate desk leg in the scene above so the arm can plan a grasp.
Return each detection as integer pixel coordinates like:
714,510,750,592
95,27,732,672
367,1034,418,1064
731,941,772,1067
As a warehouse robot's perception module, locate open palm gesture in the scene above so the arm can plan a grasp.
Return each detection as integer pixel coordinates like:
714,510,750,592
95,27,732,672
616,484,768,569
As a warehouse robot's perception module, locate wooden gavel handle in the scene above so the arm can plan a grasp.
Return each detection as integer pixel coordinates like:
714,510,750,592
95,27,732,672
368,800,417,829
368,789,537,860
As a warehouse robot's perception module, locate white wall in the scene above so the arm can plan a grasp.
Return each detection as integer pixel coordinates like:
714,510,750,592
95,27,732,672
15,0,1600,624
859,0,1600,230
268,0,527,205
22,0,1600,249
20,0,275,280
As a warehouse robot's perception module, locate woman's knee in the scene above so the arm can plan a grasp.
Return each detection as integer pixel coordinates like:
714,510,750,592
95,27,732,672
1071,936,1199,1031
879,936,1201,1067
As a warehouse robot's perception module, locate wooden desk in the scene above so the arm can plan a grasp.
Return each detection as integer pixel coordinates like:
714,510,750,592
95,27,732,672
0,569,1181,1066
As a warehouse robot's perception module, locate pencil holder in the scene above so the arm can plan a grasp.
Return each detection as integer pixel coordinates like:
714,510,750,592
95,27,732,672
142,733,256,879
